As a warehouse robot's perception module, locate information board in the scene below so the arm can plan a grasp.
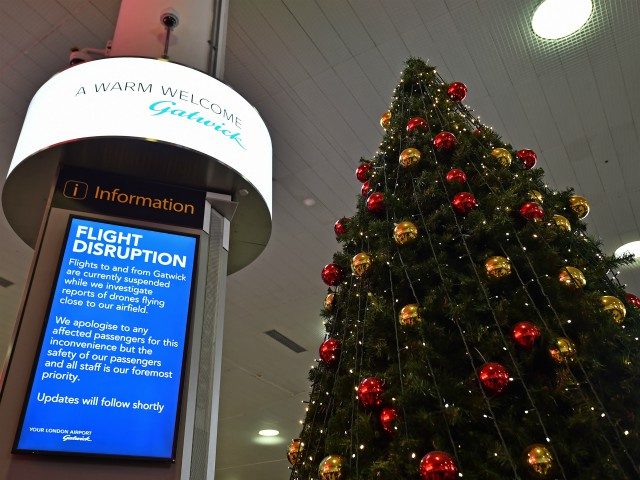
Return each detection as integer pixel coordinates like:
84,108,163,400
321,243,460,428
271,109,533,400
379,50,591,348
15,217,198,460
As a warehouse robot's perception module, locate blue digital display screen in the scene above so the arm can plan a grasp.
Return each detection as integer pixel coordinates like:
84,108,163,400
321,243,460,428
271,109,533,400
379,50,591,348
15,217,198,460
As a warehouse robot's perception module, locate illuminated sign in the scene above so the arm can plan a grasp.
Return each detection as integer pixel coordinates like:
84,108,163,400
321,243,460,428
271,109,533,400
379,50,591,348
54,166,207,229
8,57,271,214
15,217,197,460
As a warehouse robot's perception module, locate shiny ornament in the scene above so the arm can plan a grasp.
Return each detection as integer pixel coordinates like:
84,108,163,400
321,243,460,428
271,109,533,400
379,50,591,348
351,252,372,277
478,362,510,395
334,218,347,237
447,81,467,101
399,147,422,168
379,406,399,435
626,292,640,309
380,111,392,130
512,322,541,350
516,149,537,170
568,195,589,219
366,192,385,214
318,455,345,480
433,131,457,151
287,438,304,465
357,377,385,408
419,451,459,480
451,192,478,215
528,190,543,204
523,444,554,477
445,168,467,185
485,256,512,279
319,338,341,367
361,180,372,197
520,201,545,222
321,263,343,286
406,116,428,133
491,147,512,167
355,162,372,182
393,221,418,245
549,337,576,364
558,266,586,290
324,292,335,311
552,214,571,232
399,303,422,326
601,295,626,323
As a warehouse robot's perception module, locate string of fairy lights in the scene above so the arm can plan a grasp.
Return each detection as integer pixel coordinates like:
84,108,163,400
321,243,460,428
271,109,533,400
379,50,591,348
288,60,640,479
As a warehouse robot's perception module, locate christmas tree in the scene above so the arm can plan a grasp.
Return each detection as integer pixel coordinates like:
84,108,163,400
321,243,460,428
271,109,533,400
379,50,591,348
287,58,640,480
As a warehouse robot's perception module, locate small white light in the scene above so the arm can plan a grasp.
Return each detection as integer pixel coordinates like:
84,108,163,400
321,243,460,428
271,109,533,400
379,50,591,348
258,429,279,437
532,0,592,39
303,197,316,207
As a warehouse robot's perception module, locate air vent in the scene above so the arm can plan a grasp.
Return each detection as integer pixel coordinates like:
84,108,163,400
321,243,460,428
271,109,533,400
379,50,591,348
264,330,306,353
0,277,13,288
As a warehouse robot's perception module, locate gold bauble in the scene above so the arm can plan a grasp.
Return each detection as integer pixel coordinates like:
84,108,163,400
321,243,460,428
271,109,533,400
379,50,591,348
569,195,590,219
552,214,571,232
485,256,512,279
393,221,418,245
324,292,335,311
549,337,576,364
399,304,422,326
528,190,543,204
399,147,421,168
523,444,554,477
380,110,391,129
491,147,512,167
318,455,345,480
558,266,586,289
287,438,304,465
601,295,626,323
351,252,372,277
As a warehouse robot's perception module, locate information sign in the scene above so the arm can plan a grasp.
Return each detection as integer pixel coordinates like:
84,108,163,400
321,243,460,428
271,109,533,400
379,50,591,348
15,217,197,460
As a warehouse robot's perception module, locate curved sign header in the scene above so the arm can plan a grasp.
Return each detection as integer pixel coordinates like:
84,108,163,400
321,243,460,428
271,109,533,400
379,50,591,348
9,57,272,213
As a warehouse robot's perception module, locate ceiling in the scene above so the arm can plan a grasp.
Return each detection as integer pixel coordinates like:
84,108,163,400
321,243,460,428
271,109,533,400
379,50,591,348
1,1,640,479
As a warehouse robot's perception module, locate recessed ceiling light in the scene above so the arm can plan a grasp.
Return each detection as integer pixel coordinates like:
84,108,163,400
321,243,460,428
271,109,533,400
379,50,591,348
303,198,316,207
531,0,592,39
258,429,280,437
615,241,640,264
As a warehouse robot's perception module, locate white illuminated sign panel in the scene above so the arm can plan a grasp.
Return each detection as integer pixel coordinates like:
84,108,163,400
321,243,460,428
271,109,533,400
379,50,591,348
9,57,272,213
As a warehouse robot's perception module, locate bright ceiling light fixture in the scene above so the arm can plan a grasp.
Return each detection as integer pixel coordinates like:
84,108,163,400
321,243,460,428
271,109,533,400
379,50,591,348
258,429,280,437
614,241,640,264
531,0,593,39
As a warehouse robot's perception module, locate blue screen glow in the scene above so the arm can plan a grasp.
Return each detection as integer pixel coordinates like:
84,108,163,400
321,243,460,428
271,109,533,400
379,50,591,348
16,217,197,459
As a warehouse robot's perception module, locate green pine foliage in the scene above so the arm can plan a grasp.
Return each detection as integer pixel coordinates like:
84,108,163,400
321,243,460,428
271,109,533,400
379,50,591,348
290,58,640,480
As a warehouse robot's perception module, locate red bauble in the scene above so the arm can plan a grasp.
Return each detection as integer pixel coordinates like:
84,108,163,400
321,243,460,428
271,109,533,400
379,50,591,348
512,322,541,350
366,192,385,214
519,201,544,222
321,263,343,286
406,116,429,133
361,180,372,197
433,131,457,151
419,451,459,480
516,149,537,170
356,162,372,182
445,168,467,185
334,218,347,236
451,192,477,215
379,407,399,435
626,292,640,309
472,127,483,137
478,362,510,395
357,377,385,408
447,82,467,102
319,338,341,367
